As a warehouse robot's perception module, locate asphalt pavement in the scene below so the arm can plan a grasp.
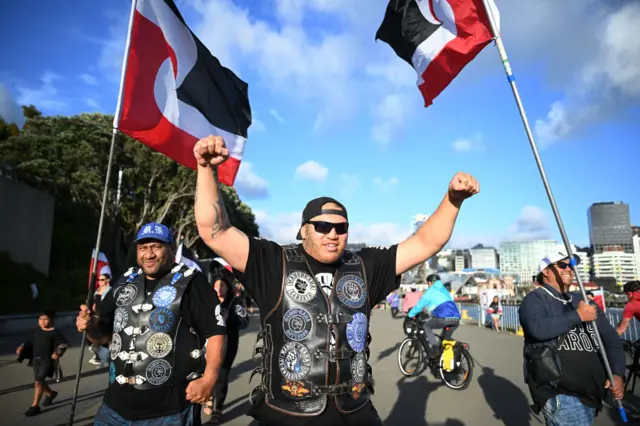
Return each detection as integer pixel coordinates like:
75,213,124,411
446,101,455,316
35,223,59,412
1,311,639,425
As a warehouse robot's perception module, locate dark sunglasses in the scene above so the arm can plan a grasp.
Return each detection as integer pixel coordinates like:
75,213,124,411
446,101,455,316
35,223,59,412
308,221,349,235
556,261,571,269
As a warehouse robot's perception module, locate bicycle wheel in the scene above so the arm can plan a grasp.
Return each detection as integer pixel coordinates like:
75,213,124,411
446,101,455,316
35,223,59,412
439,346,473,390
398,337,424,377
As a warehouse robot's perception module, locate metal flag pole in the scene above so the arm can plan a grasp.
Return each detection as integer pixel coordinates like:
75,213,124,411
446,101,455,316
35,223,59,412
66,1,138,424
479,0,627,422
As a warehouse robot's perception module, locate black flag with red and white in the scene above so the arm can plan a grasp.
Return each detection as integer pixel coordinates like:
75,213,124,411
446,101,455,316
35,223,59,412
376,0,499,107
118,0,251,186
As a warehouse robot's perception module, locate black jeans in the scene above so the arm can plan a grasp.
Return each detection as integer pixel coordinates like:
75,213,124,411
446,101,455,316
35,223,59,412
212,333,239,410
421,318,460,349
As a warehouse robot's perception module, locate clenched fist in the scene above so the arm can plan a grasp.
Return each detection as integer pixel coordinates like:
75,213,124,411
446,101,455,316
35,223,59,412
76,304,95,333
448,172,480,202
193,135,229,168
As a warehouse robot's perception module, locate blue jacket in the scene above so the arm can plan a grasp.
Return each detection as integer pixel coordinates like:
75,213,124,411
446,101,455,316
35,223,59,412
407,280,460,319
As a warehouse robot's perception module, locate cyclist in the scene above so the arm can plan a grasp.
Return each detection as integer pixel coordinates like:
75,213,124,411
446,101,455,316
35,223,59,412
615,280,640,336
407,274,461,356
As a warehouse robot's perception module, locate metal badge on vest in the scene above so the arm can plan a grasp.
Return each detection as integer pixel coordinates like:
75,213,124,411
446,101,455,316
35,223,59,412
251,244,374,417
109,264,202,390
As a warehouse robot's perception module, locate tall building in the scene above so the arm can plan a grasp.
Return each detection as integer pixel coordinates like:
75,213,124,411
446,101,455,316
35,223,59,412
499,240,557,283
469,245,499,269
411,214,429,234
453,249,471,271
588,202,633,254
633,235,640,276
592,248,638,286
632,225,640,238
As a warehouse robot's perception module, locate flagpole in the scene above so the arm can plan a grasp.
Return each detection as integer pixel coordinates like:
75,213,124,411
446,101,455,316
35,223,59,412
479,0,627,421
67,1,138,424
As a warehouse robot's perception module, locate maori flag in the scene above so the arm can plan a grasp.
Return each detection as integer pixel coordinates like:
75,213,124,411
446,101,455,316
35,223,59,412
376,0,499,107
118,0,252,186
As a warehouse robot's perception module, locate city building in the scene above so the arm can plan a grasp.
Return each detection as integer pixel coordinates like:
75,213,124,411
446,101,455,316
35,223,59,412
588,202,633,254
592,248,638,286
499,240,557,283
632,225,640,238
469,245,499,269
634,235,640,275
411,214,429,234
346,243,366,252
453,249,471,271
436,249,454,271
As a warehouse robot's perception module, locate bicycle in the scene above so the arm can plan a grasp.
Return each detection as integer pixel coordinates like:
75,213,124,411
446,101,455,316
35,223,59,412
622,339,640,394
397,314,474,390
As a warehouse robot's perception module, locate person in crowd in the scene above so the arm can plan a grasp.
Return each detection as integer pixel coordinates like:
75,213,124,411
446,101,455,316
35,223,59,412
586,291,595,302
203,260,250,424
407,274,461,355
519,251,625,426
192,135,479,426
89,269,112,367
615,280,640,336
76,222,226,426
16,309,69,417
488,295,502,333
386,291,400,318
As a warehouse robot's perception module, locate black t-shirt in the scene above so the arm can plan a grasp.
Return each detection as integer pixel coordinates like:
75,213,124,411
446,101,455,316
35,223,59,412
556,313,607,408
98,270,226,421
243,237,400,426
29,328,68,360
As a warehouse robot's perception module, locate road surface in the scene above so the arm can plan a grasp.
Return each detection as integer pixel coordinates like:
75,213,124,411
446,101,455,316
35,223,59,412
1,311,638,425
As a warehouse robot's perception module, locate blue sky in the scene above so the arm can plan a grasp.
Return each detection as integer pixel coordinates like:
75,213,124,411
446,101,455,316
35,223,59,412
1,0,639,248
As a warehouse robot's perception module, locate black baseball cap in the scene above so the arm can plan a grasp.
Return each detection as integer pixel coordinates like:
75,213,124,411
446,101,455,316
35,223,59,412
296,197,348,240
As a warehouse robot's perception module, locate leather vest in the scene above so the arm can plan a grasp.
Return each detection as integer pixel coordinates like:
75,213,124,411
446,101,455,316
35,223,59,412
251,245,373,416
107,264,203,390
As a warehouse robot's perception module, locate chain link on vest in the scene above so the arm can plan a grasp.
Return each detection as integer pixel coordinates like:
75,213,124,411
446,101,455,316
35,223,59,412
250,245,374,416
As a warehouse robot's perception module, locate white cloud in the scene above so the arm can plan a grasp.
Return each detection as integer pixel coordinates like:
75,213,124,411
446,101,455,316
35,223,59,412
295,160,328,181
339,173,361,199
505,206,552,242
534,2,640,145
373,176,399,191
269,108,285,124
79,73,99,85
98,10,129,82
254,209,408,246
313,114,324,132
189,0,364,125
84,98,101,111
371,93,407,147
452,135,485,153
15,71,66,111
0,85,25,127
235,161,269,199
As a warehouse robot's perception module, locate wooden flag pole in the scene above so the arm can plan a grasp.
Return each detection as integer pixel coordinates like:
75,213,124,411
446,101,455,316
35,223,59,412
66,1,138,424
479,0,627,422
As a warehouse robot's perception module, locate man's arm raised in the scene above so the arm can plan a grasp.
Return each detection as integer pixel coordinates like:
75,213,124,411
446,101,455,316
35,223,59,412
395,172,479,276
194,136,249,273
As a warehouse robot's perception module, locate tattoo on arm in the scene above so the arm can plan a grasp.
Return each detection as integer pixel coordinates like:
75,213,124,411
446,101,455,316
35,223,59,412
210,168,231,239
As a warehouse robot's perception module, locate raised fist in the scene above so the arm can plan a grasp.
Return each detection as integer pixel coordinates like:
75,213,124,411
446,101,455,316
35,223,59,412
448,172,480,202
193,135,229,168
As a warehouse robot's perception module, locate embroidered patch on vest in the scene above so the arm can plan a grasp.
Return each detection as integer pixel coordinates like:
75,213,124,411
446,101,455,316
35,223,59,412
285,271,317,303
278,341,312,381
346,313,367,353
146,332,173,358
351,383,366,399
113,307,129,333
145,359,172,385
149,308,174,333
109,362,116,384
351,353,366,383
284,247,305,262
152,286,177,308
283,308,313,341
281,380,311,398
109,333,122,360
115,284,138,306
336,275,366,309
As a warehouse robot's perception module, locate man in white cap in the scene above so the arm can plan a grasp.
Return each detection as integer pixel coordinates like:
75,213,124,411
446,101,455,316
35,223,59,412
519,250,625,426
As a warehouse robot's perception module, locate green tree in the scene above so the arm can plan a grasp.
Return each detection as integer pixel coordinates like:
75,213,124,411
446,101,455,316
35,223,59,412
0,110,260,311
0,116,20,141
